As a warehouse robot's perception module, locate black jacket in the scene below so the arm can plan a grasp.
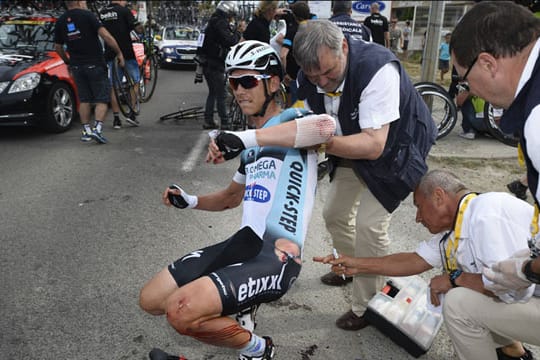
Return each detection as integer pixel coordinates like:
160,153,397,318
199,9,242,69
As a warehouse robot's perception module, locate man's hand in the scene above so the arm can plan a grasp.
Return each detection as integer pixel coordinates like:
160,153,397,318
428,274,453,306
207,130,257,161
206,138,226,164
163,184,198,209
483,249,532,292
313,253,359,277
117,53,125,68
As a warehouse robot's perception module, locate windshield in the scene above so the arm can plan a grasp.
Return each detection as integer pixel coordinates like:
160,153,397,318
164,27,200,41
0,19,56,52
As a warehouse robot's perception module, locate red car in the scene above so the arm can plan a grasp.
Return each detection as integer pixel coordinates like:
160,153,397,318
0,13,79,132
0,12,145,133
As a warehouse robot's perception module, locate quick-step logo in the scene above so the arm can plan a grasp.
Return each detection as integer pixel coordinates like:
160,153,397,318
244,183,271,203
278,161,303,234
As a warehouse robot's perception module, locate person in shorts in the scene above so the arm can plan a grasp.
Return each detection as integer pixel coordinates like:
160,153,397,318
439,32,451,83
139,41,335,360
54,0,124,144
99,0,143,128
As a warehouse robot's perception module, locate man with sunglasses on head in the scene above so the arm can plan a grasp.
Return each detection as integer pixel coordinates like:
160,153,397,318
139,41,336,360
449,2,540,359
314,169,537,360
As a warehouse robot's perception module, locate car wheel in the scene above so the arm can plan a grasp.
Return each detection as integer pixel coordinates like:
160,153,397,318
43,82,76,133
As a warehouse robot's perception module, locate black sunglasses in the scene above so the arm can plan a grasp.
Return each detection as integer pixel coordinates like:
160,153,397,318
455,55,478,93
228,74,271,90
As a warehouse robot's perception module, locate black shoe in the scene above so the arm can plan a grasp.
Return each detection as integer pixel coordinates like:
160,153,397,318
125,112,140,127
320,271,353,286
148,347,187,360
202,122,217,129
496,347,533,360
507,180,528,200
335,310,370,331
113,118,121,129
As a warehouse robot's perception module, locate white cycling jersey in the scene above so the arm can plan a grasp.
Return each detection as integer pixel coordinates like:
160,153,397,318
232,109,318,251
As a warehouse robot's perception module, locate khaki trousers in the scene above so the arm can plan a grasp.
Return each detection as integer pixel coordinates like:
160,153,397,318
323,166,392,315
444,287,540,359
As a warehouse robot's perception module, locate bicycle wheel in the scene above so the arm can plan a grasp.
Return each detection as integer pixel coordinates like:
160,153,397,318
483,102,518,147
112,61,140,116
139,55,158,103
415,83,457,140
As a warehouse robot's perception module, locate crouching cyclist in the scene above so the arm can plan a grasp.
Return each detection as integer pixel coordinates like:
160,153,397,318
139,40,336,360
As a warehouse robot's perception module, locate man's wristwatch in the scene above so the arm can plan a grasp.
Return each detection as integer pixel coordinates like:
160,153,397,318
449,269,463,287
523,260,540,284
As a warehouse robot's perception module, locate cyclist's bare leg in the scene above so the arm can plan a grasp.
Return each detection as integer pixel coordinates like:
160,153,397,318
140,270,252,349
139,267,178,315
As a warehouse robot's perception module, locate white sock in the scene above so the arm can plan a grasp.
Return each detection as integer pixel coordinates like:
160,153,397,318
94,120,103,132
239,333,266,357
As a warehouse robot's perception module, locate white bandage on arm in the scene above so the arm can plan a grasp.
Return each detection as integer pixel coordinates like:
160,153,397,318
294,114,336,148
226,129,258,148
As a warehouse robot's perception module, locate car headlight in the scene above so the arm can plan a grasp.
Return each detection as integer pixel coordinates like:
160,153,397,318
163,47,174,54
8,72,41,93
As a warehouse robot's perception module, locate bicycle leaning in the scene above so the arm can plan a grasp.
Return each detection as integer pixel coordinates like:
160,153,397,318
414,81,518,147
138,31,159,103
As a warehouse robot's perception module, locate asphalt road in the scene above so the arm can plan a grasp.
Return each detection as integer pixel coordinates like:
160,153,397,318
1,66,538,360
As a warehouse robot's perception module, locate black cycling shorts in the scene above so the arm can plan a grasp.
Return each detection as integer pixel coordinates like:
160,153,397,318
168,226,301,315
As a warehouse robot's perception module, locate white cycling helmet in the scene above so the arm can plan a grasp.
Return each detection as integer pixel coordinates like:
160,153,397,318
216,1,239,17
225,40,284,80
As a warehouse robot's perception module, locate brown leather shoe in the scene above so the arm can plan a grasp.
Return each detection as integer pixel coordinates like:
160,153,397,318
320,271,353,286
336,310,370,331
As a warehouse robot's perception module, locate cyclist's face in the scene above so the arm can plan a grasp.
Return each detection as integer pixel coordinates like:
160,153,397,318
229,69,278,116
303,42,348,93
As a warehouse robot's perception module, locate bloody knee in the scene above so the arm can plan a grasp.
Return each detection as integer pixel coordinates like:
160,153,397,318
182,322,250,349
166,296,193,335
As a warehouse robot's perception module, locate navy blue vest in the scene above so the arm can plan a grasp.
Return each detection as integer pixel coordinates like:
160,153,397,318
297,36,437,213
329,13,372,42
500,51,540,206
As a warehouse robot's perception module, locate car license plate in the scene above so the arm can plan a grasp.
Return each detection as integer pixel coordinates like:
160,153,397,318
181,54,195,60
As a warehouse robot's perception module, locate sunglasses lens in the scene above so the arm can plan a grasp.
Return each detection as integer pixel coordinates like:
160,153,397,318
229,76,259,90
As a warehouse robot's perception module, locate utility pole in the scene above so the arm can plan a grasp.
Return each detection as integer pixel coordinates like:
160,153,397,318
421,1,445,82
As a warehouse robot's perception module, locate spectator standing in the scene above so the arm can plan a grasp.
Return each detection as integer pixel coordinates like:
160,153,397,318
293,20,436,331
198,1,244,130
329,0,372,41
388,18,402,54
314,169,537,360
242,1,278,43
449,2,540,359
363,2,389,47
54,0,124,144
99,0,143,129
401,20,411,58
280,1,311,106
439,32,451,83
